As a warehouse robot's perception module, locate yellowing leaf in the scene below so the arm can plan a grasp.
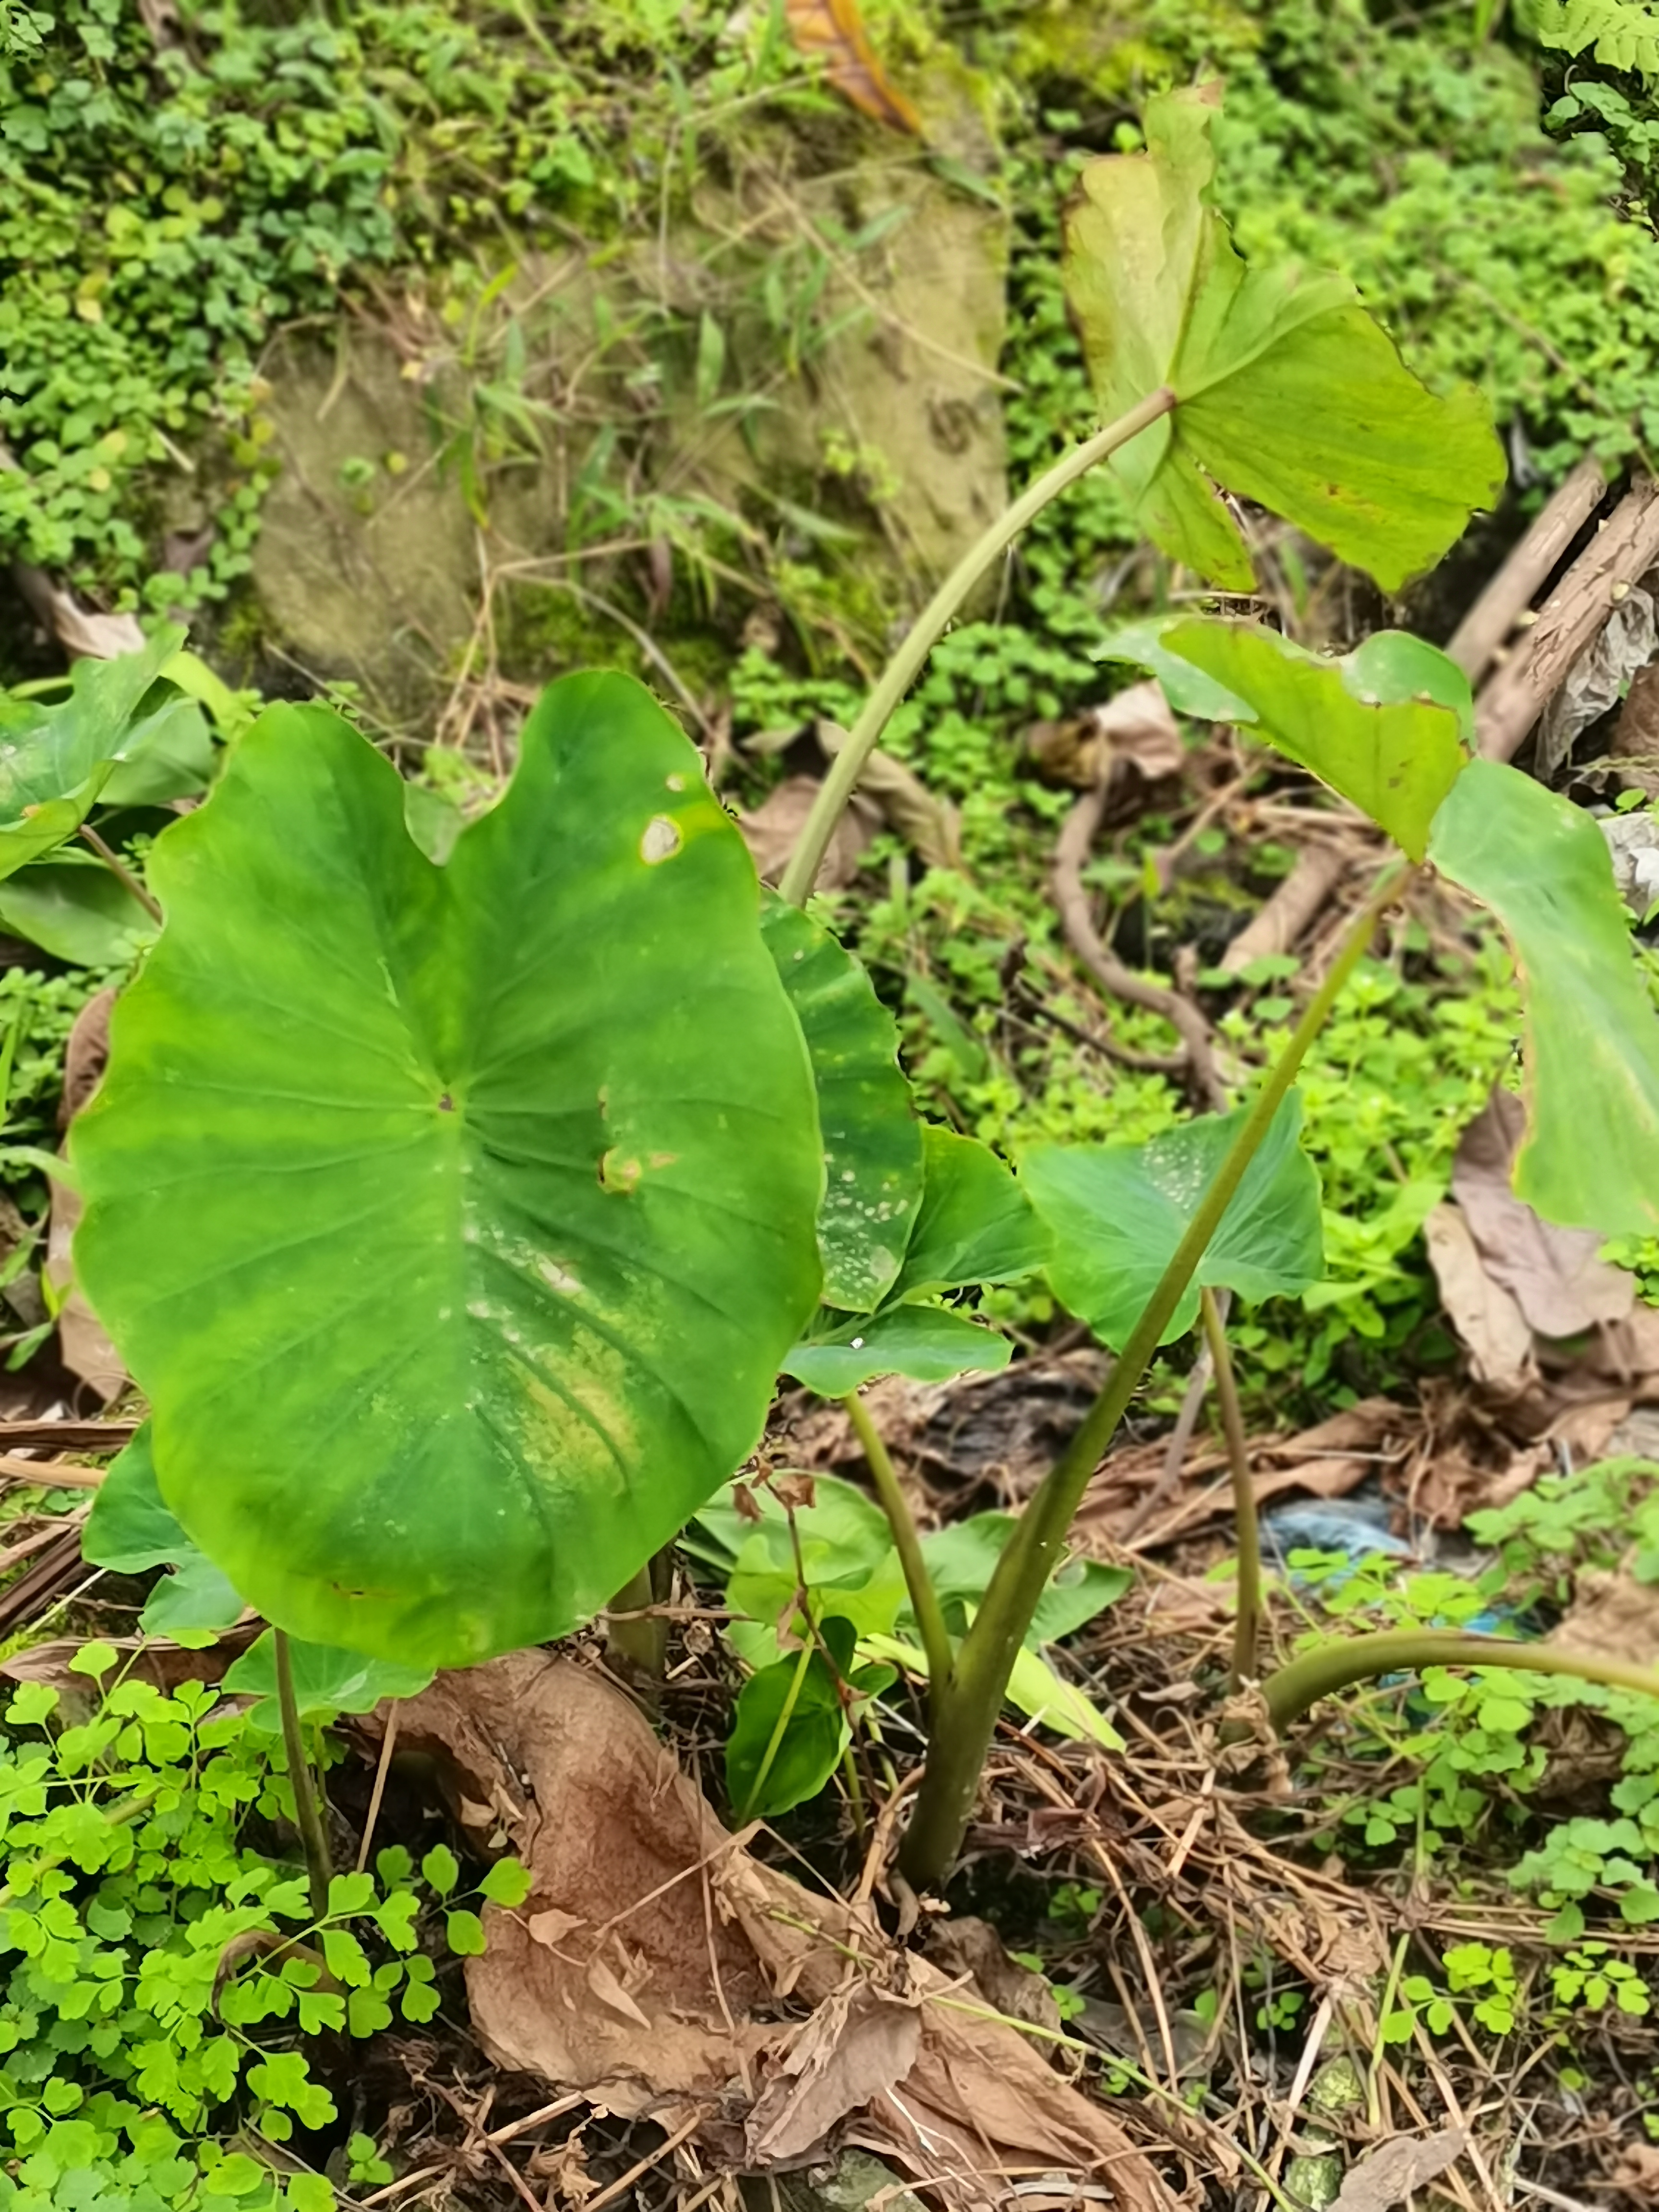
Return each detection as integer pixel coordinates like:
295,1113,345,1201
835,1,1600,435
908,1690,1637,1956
1141,620,1470,859
1063,86,1504,590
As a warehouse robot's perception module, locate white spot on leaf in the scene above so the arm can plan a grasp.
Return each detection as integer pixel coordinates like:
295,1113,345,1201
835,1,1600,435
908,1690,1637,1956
640,815,681,865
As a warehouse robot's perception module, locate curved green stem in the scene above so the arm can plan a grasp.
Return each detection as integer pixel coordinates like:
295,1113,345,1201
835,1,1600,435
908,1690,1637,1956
899,864,1409,1890
1261,1630,1659,1735
1202,1286,1259,1691
274,1629,332,1921
79,824,163,926
845,1388,951,1712
776,385,1178,908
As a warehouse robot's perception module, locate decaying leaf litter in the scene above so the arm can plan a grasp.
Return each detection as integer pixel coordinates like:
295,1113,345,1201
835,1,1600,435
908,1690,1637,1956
7,15,1659,2212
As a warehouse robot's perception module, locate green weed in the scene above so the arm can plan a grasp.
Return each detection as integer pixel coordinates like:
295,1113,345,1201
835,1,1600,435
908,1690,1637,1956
0,1640,525,2209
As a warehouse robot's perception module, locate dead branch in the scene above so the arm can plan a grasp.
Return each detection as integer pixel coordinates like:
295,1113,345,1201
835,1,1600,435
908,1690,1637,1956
1476,473,1659,762
1053,778,1227,1112
1445,456,1605,684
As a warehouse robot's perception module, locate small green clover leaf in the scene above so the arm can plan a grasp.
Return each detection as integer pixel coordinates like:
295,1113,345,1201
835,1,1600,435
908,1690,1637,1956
478,1858,532,1909
445,1910,486,1957
421,1845,459,1897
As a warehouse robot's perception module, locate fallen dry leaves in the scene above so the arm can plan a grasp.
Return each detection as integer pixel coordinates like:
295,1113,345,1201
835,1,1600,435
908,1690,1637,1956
1551,1567,1659,1671
1425,1086,1659,1449
1023,682,1186,793
1327,2127,1467,2212
1451,1089,1633,1339
785,0,921,133
737,774,877,891
373,1654,1173,2212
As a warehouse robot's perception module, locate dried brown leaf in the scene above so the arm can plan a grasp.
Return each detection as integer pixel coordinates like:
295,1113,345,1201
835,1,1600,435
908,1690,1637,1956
1612,662,1659,802
1328,2127,1467,2212
375,1656,1172,2212
1551,1568,1659,1670
745,1984,922,2164
785,0,921,133
815,724,962,872
527,1908,585,1949
1,1625,258,1701
1025,683,1186,792
45,991,124,1402
928,1917,1061,2034
1613,2141,1659,2202
11,569,146,662
1452,1089,1635,1337
738,776,875,891
584,1951,652,2030
1423,1202,1534,1395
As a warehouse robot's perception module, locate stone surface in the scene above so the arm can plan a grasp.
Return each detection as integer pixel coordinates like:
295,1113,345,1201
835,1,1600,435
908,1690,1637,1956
247,57,1009,726
252,333,480,727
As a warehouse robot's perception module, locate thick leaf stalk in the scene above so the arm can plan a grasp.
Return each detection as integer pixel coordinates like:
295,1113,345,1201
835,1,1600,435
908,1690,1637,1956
274,1629,333,1921
899,865,1408,1889
845,1389,952,1709
1260,1630,1659,1733
778,386,1177,906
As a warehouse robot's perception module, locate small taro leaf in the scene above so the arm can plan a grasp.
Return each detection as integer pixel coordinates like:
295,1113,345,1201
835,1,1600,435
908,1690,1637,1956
1004,1643,1125,1750
1062,86,1503,592
72,674,823,1668
1429,758,1659,1236
98,697,216,809
1022,1090,1323,1348
781,1304,1012,1395
140,1553,245,1639
890,1127,1051,1300
861,1626,1123,1748
725,1475,907,1663
0,627,188,880
726,1614,860,1820
919,1513,1131,1646
82,1424,181,1572
0,854,158,967
220,1630,431,1731
760,893,923,1312
1157,620,1467,860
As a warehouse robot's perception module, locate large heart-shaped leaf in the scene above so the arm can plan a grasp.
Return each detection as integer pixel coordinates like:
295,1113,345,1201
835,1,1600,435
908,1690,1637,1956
0,627,208,878
1429,759,1659,1236
760,894,922,1312
73,675,824,1669
1022,1092,1324,1348
1063,86,1503,591
1118,620,1471,860
890,1127,1051,1300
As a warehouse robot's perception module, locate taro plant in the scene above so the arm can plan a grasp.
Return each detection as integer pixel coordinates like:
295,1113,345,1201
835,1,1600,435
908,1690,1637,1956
59,83,1659,1898
0,627,235,962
